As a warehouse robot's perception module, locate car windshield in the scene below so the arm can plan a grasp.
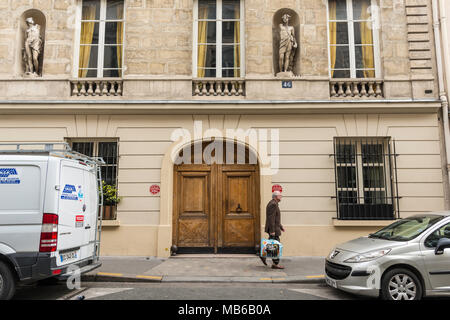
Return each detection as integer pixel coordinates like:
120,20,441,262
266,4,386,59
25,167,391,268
369,215,444,242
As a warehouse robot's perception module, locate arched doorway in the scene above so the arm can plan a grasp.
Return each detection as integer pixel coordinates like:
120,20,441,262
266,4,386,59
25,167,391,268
172,139,260,254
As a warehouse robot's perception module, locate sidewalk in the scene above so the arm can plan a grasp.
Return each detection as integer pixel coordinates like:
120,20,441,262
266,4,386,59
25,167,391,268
81,255,326,284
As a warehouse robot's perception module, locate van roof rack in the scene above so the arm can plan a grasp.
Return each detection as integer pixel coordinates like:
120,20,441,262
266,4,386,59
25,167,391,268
0,143,105,165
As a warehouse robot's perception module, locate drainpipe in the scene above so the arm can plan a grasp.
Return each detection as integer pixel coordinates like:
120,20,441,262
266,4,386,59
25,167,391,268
432,0,450,209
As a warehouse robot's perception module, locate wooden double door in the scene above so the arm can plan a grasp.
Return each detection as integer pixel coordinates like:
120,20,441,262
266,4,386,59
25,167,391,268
173,162,260,253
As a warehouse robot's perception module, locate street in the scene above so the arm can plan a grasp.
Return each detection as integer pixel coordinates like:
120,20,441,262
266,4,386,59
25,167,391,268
13,281,362,300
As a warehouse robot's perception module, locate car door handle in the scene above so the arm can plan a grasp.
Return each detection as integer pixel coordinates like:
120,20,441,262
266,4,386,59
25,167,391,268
85,226,91,230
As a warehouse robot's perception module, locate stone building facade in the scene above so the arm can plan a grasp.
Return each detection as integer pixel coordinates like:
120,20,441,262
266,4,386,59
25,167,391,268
0,0,449,257
436,0,450,193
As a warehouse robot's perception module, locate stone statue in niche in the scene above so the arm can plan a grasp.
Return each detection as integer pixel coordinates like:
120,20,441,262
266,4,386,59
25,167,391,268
23,17,43,76
277,14,297,78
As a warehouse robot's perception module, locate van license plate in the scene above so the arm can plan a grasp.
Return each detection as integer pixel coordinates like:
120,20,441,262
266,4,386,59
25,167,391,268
60,251,77,263
326,276,337,288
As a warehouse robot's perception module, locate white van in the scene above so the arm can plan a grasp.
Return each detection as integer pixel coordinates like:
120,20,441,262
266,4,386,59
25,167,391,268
0,143,103,299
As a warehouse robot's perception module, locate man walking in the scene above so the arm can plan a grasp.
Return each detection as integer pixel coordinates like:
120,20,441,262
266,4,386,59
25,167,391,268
260,190,285,269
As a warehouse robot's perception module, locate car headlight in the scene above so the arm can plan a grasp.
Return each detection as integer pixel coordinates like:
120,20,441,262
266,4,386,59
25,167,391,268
344,249,391,263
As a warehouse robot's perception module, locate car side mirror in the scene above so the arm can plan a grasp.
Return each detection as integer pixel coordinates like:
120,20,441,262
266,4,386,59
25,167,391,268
435,238,450,255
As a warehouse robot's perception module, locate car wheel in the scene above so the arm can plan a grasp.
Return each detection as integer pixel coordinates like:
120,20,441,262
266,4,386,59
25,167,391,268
0,261,16,300
381,268,422,301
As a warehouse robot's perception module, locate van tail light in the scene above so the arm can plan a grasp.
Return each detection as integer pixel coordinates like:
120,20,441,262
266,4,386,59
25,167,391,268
39,213,58,252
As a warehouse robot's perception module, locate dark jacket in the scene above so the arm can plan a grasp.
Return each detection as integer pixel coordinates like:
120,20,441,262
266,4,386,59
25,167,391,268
265,199,282,236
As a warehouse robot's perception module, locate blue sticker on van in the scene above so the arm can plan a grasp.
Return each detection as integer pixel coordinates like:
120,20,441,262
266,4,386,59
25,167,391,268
77,185,84,199
61,184,78,200
0,168,20,184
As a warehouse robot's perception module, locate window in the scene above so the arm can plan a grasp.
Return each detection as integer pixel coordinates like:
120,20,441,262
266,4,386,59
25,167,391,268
194,0,244,78
69,140,118,186
70,140,118,220
77,0,124,78
425,222,450,248
333,137,398,220
328,0,379,78
370,216,444,242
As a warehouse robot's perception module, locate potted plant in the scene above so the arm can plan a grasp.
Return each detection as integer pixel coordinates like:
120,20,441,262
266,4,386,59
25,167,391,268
101,181,121,220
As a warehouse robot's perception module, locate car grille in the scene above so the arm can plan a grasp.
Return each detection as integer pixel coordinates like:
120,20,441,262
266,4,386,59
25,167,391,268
325,260,352,280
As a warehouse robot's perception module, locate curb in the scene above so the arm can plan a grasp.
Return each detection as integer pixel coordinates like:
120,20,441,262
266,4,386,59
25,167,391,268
82,273,162,283
81,273,326,284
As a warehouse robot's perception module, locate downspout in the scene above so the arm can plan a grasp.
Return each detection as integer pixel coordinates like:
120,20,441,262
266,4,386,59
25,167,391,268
432,0,450,209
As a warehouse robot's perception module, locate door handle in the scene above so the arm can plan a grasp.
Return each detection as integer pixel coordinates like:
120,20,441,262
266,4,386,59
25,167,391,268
85,225,91,230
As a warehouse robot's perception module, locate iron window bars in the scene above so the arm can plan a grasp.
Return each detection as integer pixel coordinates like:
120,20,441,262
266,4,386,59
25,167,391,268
331,137,400,220
70,141,118,186
70,141,118,221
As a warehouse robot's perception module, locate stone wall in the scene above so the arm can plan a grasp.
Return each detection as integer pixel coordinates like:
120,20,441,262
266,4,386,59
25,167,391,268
0,0,76,78
246,0,328,77
380,0,437,99
0,0,194,78
0,0,440,101
380,0,410,80
405,0,438,99
124,0,193,76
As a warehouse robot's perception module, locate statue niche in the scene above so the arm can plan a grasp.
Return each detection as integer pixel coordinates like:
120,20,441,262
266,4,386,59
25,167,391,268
20,10,46,77
272,9,300,78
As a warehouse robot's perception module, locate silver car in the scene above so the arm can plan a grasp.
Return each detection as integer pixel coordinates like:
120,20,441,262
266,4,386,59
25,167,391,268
325,212,450,300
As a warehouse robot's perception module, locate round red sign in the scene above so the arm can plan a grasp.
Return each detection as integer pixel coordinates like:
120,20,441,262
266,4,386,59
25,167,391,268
272,184,283,193
149,185,160,195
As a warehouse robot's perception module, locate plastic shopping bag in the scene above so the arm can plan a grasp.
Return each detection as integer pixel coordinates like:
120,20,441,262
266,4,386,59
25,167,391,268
260,238,283,259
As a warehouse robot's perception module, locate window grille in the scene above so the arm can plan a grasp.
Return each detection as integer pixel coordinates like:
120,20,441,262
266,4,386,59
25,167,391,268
332,137,400,220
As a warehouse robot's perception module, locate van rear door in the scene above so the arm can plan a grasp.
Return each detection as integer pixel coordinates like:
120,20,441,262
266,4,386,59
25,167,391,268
56,160,87,266
79,167,98,260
